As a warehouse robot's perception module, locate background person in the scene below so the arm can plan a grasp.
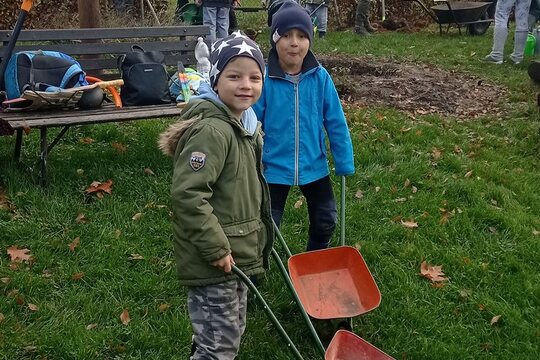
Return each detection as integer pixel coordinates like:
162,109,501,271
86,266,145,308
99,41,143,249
197,0,233,42
354,0,376,35
485,0,533,64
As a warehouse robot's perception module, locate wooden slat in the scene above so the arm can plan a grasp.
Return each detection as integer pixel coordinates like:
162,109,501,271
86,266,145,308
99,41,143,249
79,54,197,72
3,40,197,57
0,26,210,42
0,104,184,131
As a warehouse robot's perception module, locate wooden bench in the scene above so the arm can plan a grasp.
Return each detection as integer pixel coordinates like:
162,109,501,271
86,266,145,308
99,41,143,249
0,25,209,186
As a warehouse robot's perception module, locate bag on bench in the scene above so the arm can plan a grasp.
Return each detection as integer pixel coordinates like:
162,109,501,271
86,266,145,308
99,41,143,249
4,50,87,100
118,45,171,106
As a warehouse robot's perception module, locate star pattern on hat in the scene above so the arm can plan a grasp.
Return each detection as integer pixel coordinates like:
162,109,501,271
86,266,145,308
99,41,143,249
209,32,265,88
232,41,258,57
214,40,230,56
209,59,221,81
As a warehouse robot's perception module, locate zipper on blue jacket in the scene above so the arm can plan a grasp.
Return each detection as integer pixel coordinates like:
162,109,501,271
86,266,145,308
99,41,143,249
294,82,299,185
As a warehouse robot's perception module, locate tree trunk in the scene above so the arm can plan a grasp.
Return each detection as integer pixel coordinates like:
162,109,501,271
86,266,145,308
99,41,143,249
78,0,101,28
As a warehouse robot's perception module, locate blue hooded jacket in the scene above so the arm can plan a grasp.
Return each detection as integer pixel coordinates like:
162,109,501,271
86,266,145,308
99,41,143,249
253,48,355,185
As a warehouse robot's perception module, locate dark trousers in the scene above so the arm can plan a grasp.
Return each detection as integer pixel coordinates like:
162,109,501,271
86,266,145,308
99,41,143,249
269,176,337,251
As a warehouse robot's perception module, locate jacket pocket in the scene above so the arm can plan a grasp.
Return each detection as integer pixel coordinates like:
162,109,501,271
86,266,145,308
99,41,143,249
222,219,262,264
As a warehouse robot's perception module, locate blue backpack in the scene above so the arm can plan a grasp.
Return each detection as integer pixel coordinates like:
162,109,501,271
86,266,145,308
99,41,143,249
4,50,87,100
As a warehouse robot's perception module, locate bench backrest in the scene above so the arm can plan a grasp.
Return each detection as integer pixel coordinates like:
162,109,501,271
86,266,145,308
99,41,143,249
0,26,210,79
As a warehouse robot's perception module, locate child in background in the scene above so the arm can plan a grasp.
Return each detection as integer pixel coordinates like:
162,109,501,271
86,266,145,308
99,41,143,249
304,0,328,38
159,32,273,359
253,2,354,251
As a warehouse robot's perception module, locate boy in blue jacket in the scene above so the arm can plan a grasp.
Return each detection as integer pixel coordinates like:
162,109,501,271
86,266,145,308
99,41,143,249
253,1,355,251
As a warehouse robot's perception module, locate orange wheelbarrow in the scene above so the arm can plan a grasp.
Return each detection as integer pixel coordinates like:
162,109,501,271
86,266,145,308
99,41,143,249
232,177,394,359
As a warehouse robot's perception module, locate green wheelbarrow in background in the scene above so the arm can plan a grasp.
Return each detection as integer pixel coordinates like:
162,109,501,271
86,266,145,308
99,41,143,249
176,3,203,25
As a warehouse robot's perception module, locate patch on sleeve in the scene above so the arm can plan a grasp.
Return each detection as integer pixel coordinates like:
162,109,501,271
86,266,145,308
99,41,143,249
189,152,206,171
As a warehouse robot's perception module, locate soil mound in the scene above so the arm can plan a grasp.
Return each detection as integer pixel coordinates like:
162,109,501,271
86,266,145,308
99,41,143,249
319,54,505,119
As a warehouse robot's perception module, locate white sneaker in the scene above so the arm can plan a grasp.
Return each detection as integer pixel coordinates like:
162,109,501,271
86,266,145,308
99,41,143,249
484,54,503,64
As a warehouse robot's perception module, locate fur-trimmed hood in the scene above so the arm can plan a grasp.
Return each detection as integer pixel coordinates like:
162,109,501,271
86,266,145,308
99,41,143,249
158,115,202,157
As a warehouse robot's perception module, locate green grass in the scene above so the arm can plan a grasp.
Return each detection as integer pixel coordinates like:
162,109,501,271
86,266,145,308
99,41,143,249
2,27,540,359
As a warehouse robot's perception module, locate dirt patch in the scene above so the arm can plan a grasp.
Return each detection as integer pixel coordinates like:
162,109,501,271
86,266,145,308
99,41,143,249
318,54,506,119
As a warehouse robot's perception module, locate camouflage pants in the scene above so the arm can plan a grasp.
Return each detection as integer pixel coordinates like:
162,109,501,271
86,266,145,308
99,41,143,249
188,279,248,360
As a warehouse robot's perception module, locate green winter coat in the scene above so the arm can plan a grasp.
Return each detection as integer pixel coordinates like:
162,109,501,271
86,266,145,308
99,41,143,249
159,98,274,287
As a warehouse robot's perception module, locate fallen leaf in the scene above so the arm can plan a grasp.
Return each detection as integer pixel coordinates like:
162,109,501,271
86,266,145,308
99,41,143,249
431,147,442,160
120,309,131,325
128,254,144,261
7,246,32,262
390,185,397,194
112,142,127,152
394,197,407,203
404,179,411,188
86,323,97,330
478,304,486,311
490,315,501,326
354,190,364,199
0,313,4,322
401,219,418,229
28,303,38,311
400,127,411,133
80,137,95,144
464,170,473,178
76,168,84,175
75,213,88,224
488,226,498,234
411,186,418,193
0,186,14,211
158,303,170,312
132,213,142,221
420,261,447,282
114,229,122,239
533,229,540,236
68,237,80,252
72,272,85,280
85,180,113,198
144,168,155,176
294,198,304,209
462,257,472,265
453,145,462,154
459,289,472,300
1,277,11,284
23,126,31,135
15,295,25,305
375,186,380,193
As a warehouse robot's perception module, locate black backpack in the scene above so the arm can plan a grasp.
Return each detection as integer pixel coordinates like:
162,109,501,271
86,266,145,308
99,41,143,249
117,45,171,106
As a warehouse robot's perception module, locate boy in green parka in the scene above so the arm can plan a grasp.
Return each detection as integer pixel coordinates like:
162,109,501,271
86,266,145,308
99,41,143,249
159,32,273,359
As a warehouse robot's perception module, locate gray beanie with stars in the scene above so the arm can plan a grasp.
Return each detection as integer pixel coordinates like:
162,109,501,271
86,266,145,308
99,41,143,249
209,31,266,89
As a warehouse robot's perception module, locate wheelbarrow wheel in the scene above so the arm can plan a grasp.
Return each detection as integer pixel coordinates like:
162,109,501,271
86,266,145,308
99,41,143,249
468,18,491,36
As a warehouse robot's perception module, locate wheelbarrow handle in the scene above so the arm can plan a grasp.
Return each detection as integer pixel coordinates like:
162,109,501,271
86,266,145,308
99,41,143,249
231,265,306,360
340,176,346,247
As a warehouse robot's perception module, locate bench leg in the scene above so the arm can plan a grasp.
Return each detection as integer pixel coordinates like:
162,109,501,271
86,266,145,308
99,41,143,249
39,127,48,187
14,129,23,162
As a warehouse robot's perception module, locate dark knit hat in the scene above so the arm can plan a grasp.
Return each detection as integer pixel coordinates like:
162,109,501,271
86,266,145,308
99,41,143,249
270,1,313,46
209,31,266,89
